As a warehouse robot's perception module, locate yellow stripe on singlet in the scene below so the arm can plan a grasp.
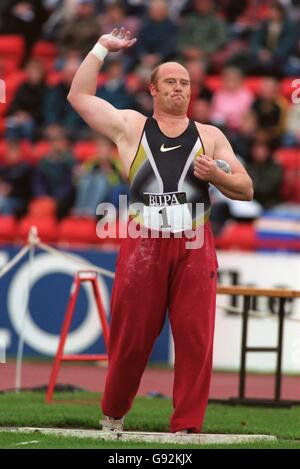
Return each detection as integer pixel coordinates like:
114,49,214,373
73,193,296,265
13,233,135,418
128,144,147,184
128,207,211,229
194,146,204,159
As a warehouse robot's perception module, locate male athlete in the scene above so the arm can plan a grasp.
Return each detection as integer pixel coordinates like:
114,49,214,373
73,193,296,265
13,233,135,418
68,28,253,434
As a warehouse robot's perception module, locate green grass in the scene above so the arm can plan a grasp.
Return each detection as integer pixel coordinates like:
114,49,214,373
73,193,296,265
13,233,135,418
1,432,299,449
0,391,299,449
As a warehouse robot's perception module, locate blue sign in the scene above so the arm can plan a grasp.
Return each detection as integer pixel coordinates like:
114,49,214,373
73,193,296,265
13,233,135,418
0,245,170,362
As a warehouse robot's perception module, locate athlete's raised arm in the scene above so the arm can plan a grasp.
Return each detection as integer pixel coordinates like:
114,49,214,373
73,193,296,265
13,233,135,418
67,28,137,144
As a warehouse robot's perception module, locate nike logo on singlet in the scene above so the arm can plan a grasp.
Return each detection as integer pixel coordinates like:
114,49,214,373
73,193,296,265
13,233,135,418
160,143,182,152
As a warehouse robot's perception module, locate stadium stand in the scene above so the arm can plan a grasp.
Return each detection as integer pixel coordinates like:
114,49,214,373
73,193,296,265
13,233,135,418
0,0,299,250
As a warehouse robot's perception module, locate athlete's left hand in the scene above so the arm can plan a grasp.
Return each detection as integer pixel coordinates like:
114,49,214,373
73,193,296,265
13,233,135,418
194,155,219,182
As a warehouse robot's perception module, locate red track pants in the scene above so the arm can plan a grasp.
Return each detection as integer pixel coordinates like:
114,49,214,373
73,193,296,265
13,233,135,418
101,222,218,433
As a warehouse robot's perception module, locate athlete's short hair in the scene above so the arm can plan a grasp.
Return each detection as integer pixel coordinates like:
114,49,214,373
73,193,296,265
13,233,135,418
150,64,161,85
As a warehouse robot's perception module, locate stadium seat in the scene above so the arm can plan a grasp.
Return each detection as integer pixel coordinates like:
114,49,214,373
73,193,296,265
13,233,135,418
73,141,97,161
126,73,141,92
17,215,58,243
31,40,57,71
0,139,6,160
0,35,25,68
0,139,32,162
97,72,108,87
274,148,300,170
0,117,4,136
28,197,57,218
0,215,17,244
274,148,300,202
215,222,257,251
4,70,27,106
97,220,124,246
281,170,300,202
281,77,299,100
205,75,221,92
30,140,50,163
245,76,262,95
58,216,99,244
0,56,20,76
46,70,63,86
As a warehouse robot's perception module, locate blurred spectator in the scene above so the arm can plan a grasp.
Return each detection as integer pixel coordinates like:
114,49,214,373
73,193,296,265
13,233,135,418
99,1,141,71
99,1,140,36
185,59,212,116
44,55,88,139
210,67,254,132
0,140,32,217
210,136,277,234
211,0,252,72
279,0,300,22
5,59,47,142
130,64,154,116
246,138,283,208
178,0,228,69
252,76,288,146
164,0,190,20
56,0,100,57
0,0,48,64
96,59,139,109
229,110,258,162
43,0,80,41
73,134,129,217
230,1,298,76
284,32,300,76
123,0,146,15
136,0,179,68
281,102,300,147
33,125,75,219
219,0,249,24
190,98,212,125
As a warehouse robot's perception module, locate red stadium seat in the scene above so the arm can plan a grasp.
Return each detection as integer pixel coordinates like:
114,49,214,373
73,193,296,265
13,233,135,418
281,77,299,100
245,76,262,95
32,40,58,58
0,117,4,136
4,70,27,106
126,73,141,92
205,75,221,92
215,222,257,251
0,57,20,76
73,141,97,161
58,216,99,244
0,215,17,243
17,215,58,243
97,72,108,87
281,171,300,202
275,148,300,170
28,197,57,218
0,140,6,160
30,140,50,163
0,35,25,68
0,139,32,162
46,70,63,86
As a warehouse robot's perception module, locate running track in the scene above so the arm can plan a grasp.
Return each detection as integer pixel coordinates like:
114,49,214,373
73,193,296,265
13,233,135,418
1,361,299,401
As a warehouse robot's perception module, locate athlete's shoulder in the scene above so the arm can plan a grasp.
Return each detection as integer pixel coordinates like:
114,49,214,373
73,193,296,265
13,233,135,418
194,123,229,158
194,122,225,139
119,110,147,140
120,109,147,124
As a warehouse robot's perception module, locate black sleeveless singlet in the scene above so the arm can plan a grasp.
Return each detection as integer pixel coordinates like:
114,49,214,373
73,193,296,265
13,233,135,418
128,117,211,229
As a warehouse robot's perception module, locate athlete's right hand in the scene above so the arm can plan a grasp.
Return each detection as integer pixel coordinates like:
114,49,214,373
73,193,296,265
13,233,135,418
98,27,137,52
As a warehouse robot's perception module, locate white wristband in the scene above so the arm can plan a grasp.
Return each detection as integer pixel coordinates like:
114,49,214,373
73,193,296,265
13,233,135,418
91,42,108,61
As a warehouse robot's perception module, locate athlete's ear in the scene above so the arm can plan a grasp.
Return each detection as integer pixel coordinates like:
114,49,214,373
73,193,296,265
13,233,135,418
149,83,157,97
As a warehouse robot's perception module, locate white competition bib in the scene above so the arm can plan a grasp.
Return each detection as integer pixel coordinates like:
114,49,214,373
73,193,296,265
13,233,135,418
143,191,192,233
